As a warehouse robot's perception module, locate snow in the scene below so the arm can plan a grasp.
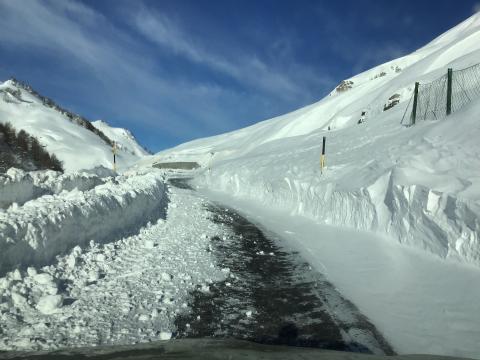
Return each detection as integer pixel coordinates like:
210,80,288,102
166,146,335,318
148,12,480,268
0,177,227,350
0,170,167,276
0,167,113,209
36,294,62,315
92,120,149,158
201,188,480,359
135,13,480,359
0,81,147,172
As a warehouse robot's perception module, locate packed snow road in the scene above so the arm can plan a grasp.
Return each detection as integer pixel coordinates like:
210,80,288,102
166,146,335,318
170,177,393,355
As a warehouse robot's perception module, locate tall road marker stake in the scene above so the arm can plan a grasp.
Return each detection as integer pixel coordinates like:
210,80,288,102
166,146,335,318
320,136,326,174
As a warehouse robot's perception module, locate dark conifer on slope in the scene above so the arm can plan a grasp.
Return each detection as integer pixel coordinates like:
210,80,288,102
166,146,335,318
0,122,63,173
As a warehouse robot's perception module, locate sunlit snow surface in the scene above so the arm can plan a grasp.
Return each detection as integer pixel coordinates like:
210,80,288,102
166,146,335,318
143,13,480,266
134,12,480,359
0,172,226,350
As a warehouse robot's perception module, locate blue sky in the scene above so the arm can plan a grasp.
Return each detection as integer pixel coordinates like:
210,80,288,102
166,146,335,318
0,0,479,152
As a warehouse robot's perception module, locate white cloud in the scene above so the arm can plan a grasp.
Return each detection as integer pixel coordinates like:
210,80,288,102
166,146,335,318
474,3,480,13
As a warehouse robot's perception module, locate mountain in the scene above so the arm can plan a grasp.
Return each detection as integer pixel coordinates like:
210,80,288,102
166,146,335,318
0,79,147,172
147,13,480,266
92,120,150,157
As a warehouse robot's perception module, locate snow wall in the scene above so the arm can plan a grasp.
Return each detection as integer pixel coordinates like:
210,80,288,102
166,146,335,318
0,171,167,276
0,168,112,209
198,168,480,266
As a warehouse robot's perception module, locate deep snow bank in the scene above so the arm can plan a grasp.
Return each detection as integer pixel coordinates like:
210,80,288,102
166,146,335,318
0,184,226,351
199,168,480,265
0,171,167,275
0,167,113,209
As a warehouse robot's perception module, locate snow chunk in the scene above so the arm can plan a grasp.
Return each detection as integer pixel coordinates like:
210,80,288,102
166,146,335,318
144,240,155,249
159,331,172,340
161,273,172,281
138,314,150,322
11,292,28,309
33,273,54,285
36,295,62,315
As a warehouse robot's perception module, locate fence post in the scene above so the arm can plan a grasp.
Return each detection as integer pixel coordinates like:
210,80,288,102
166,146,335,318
446,68,453,116
411,82,419,125
320,136,326,174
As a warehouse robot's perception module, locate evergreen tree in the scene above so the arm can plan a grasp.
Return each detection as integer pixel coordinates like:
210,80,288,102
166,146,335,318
2,122,16,146
0,121,64,173
30,135,42,164
16,130,30,161
48,153,63,171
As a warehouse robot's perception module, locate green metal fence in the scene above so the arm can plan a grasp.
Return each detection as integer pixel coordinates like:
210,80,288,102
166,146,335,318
409,63,480,125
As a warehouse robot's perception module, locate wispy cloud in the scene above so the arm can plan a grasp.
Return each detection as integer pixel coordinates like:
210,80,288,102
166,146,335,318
131,6,309,100
0,0,241,138
0,0,333,150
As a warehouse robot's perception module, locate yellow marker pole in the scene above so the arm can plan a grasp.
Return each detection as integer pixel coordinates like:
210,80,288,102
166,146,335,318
320,136,326,174
112,141,117,172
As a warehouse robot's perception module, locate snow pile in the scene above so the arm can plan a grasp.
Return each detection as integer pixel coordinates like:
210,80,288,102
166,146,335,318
0,183,226,351
0,168,48,209
0,171,167,276
0,81,147,172
0,167,114,209
151,13,480,266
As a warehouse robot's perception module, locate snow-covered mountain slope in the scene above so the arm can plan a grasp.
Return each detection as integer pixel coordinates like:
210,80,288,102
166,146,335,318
0,80,147,172
144,13,480,266
92,120,150,157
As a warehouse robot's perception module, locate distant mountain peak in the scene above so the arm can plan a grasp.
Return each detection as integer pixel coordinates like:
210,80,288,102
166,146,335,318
0,78,149,172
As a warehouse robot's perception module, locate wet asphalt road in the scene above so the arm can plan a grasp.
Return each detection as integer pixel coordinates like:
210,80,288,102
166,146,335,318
168,178,394,355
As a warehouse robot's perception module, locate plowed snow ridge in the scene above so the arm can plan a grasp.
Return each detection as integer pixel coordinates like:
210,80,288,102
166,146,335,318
0,171,167,275
0,183,226,350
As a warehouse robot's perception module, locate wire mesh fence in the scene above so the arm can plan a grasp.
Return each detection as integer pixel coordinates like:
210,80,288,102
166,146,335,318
409,63,480,125
451,63,480,113
415,74,448,121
